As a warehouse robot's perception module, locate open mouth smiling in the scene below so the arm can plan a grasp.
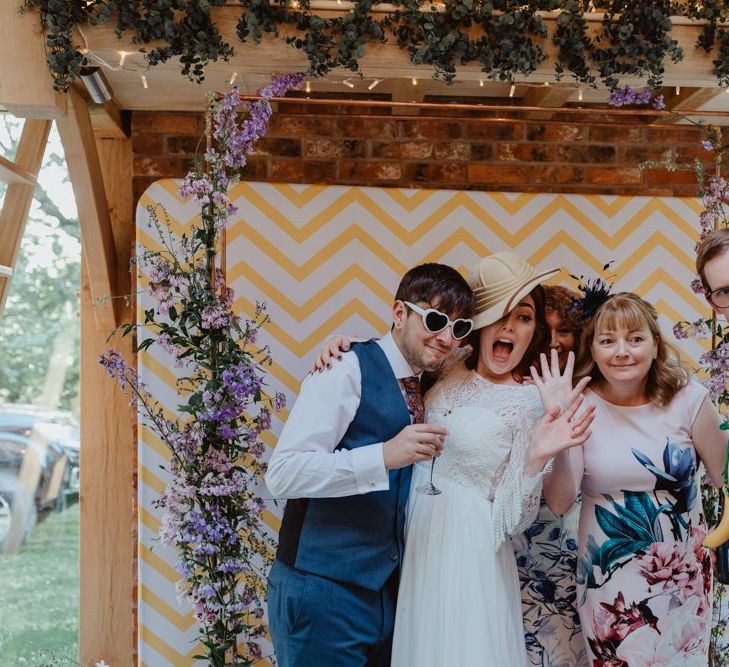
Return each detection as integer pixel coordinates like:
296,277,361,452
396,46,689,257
492,339,514,361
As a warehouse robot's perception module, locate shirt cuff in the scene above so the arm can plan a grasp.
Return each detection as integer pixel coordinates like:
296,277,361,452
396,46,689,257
352,443,390,494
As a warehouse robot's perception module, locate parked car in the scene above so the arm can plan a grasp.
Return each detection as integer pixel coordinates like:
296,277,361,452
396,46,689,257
0,405,80,550
0,431,68,550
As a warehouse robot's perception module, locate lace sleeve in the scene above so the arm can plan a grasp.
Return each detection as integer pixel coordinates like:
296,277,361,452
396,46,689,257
490,413,548,551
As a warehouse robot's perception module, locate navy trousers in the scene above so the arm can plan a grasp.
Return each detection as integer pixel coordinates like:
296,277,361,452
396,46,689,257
267,560,397,667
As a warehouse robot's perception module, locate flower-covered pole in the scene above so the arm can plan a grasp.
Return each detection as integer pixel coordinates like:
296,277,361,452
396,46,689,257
101,74,304,666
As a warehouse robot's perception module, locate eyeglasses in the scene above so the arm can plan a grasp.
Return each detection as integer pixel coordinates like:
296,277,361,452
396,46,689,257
403,301,474,340
708,286,729,309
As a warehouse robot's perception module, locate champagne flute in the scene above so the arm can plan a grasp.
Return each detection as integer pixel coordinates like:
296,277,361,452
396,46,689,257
415,407,451,495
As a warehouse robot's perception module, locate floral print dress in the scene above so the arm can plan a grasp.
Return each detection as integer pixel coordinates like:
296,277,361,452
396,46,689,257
514,499,588,666
577,382,713,666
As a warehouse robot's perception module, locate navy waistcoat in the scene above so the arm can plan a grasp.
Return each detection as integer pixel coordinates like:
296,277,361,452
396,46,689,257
275,340,413,591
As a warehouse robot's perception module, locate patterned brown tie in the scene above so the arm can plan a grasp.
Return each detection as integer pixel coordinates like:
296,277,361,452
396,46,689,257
401,376,425,424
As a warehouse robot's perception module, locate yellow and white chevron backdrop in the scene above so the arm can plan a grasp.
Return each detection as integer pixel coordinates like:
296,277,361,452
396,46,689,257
136,179,708,665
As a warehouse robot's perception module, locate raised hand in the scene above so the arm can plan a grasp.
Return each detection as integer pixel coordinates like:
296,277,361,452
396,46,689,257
524,395,595,476
530,349,591,415
311,335,352,373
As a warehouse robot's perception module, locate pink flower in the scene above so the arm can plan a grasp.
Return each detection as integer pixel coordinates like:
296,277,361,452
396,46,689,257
637,540,702,602
690,277,705,295
615,597,707,666
593,592,658,644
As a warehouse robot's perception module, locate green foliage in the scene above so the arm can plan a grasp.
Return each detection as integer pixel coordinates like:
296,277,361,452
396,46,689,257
0,506,80,664
0,119,80,412
593,0,682,90
21,0,729,91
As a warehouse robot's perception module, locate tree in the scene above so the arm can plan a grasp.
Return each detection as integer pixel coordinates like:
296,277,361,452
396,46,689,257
0,116,80,412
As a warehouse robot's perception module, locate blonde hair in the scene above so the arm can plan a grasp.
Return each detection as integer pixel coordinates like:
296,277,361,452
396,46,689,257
574,292,689,406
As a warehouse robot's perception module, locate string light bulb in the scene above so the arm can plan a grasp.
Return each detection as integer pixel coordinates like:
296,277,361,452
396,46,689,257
368,78,382,90
479,79,484,87
675,85,681,95
577,87,584,102
229,72,238,85
305,80,311,93
140,73,148,89
118,51,127,68
343,78,355,88
412,77,417,86
509,84,516,98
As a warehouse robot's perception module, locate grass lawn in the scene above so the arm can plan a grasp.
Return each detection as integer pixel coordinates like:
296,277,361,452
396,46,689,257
0,504,79,666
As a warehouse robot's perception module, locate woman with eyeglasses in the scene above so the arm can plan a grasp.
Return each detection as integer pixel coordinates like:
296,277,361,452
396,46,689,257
311,252,594,666
697,227,729,319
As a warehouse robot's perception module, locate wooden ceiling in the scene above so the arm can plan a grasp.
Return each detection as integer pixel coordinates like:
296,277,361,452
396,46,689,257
60,9,729,127
3,6,729,128
0,5,729,136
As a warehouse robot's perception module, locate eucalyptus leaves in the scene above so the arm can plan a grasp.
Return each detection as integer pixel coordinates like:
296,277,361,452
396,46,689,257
22,0,729,92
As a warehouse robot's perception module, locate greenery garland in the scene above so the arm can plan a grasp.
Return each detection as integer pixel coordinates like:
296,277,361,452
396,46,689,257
21,0,729,92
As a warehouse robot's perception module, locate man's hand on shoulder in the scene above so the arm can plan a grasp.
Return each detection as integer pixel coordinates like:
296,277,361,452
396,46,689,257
382,423,448,470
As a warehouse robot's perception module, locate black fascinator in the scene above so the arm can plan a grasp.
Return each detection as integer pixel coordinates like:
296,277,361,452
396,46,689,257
570,262,615,322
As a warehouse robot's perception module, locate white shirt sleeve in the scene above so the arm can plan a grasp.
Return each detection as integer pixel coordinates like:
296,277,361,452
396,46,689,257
265,351,390,499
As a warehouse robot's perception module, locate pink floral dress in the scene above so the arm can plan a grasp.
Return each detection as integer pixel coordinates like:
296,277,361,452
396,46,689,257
576,382,713,666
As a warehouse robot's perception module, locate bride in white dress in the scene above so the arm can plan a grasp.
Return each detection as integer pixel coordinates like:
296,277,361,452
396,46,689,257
314,253,594,666
391,254,592,667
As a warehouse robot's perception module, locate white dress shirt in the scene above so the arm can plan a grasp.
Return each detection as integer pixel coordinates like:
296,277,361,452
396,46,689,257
265,332,418,500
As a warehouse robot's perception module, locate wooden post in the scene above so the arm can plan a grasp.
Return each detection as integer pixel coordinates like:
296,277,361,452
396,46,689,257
58,88,119,330
2,431,46,553
0,119,51,318
79,136,135,667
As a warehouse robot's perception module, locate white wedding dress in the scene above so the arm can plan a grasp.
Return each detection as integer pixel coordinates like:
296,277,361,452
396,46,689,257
391,361,545,667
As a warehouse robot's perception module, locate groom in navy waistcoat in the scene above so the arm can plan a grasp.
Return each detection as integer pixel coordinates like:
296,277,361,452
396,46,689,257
265,263,475,667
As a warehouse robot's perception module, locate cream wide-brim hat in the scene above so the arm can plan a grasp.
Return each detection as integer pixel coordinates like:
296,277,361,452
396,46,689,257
467,252,561,329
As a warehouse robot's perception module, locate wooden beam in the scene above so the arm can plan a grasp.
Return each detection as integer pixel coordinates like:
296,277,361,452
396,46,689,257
2,431,46,554
522,84,575,108
77,10,726,113
71,81,130,139
522,84,575,120
656,86,725,124
388,78,426,116
0,1,66,119
79,135,135,667
57,88,118,330
89,100,130,139
0,154,35,185
0,119,51,318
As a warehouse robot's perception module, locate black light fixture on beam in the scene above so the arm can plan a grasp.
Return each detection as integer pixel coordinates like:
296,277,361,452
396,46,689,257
79,66,112,103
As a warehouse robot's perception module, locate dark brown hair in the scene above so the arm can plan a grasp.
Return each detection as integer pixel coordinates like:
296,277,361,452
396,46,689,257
544,285,582,356
574,292,689,405
395,263,475,319
464,284,547,381
696,228,729,292
545,285,581,332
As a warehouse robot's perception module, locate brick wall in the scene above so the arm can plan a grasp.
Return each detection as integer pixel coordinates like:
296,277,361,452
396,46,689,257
131,104,707,204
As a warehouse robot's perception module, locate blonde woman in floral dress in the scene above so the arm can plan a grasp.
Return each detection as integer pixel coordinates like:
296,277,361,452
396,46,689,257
542,293,727,665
